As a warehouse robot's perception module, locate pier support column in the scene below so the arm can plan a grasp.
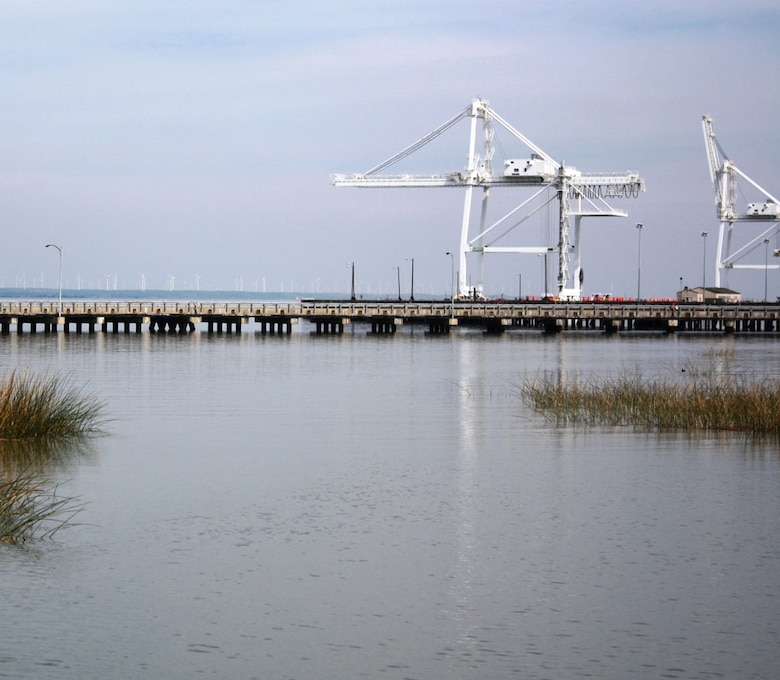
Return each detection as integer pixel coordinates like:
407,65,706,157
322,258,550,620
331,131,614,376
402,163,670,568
484,319,509,335
314,319,345,335
427,319,451,335
370,319,400,335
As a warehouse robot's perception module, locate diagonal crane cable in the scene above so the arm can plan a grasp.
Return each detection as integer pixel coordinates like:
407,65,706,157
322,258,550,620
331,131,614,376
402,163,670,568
364,105,472,176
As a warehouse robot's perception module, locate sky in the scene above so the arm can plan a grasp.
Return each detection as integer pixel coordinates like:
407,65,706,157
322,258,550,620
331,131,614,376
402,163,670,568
1,0,779,299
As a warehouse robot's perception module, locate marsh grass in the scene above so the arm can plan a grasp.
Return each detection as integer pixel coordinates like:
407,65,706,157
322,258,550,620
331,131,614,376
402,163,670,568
521,371,780,437
0,371,103,542
0,370,104,440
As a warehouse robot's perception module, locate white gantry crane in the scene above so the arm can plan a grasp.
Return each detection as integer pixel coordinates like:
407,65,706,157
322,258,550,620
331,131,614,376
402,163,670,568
332,98,644,300
702,115,780,289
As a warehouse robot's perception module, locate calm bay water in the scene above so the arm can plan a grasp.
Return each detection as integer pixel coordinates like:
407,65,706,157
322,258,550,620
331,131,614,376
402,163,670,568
1,323,779,679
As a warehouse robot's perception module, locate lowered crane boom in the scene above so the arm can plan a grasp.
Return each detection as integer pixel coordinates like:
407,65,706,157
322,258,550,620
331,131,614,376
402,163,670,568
702,115,780,288
333,98,644,300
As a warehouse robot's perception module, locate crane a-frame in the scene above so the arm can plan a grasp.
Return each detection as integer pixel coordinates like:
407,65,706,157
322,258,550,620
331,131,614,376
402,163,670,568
702,115,780,289
332,98,644,300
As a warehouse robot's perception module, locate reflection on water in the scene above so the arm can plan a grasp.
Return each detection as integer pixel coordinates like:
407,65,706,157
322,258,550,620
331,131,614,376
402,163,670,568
0,331,778,679
0,438,99,476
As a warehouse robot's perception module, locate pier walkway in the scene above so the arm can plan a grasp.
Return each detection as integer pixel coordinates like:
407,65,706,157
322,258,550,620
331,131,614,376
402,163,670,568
2,299,780,336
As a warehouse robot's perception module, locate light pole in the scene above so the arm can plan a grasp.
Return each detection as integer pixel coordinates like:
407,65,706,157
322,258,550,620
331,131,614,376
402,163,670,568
635,222,643,300
764,238,770,302
445,251,455,317
347,262,355,301
45,243,62,316
700,231,708,297
394,266,401,301
406,257,415,301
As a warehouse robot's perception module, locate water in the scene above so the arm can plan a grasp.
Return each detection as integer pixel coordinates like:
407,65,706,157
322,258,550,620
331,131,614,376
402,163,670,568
1,324,779,679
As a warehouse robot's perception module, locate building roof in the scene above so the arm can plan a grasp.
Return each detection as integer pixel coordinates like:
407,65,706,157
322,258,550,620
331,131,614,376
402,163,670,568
685,286,741,295
705,287,740,294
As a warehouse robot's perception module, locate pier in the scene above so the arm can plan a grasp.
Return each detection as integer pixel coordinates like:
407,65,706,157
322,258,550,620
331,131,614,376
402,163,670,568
2,299,780,336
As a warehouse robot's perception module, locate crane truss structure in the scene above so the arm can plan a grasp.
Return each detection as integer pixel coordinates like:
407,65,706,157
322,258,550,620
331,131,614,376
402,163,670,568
702,115,780,289
332,98,644,300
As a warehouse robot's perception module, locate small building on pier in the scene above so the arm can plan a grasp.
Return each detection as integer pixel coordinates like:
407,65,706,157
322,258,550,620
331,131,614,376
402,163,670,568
677,286,741,304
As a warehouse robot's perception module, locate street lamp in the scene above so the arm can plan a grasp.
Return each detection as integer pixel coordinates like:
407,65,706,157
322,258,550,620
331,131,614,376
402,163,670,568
764,238,770,302
394,266,401,301
518,273,522,301
700,231,708,297
406,257,415,301
45,243,62,317
635,222,643,300
445,251,455,317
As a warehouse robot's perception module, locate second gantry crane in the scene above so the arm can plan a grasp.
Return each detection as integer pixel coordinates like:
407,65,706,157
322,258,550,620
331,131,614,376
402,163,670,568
332,98,644,300
702,115,780,289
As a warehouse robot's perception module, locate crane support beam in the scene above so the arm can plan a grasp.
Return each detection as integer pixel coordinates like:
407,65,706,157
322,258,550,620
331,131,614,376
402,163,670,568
332,98,644,299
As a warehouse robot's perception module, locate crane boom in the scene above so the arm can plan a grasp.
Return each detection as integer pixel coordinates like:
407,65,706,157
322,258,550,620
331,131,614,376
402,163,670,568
332,172,643,189
332,98,644,299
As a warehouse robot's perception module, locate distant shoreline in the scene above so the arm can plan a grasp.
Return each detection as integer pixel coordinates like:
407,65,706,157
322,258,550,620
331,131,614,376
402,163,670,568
0,288,442,303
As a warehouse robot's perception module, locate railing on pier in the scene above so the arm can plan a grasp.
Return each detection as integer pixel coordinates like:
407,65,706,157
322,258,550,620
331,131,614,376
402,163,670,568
0,301,304,316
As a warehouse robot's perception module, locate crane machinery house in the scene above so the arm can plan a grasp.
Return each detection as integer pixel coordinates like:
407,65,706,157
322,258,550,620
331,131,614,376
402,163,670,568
504,154,557,181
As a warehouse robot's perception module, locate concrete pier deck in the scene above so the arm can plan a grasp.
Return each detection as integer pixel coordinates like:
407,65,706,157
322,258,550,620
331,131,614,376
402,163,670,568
1,299,779,336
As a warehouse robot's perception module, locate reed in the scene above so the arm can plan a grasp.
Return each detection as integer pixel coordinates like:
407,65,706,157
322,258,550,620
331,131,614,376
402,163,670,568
0,370,104,440
521,371,780,437
0,471,84,542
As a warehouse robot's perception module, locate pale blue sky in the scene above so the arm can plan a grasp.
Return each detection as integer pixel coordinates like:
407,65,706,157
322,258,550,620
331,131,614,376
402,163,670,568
1,1,779,297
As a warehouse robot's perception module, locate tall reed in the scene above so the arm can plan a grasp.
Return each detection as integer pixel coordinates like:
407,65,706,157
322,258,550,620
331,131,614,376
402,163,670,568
521,371,780,437
0,370,104,440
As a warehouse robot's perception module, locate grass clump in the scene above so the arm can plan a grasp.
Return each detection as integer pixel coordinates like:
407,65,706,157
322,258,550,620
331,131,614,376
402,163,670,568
0,370,104,440
0,471,84,543
521,371,780,437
